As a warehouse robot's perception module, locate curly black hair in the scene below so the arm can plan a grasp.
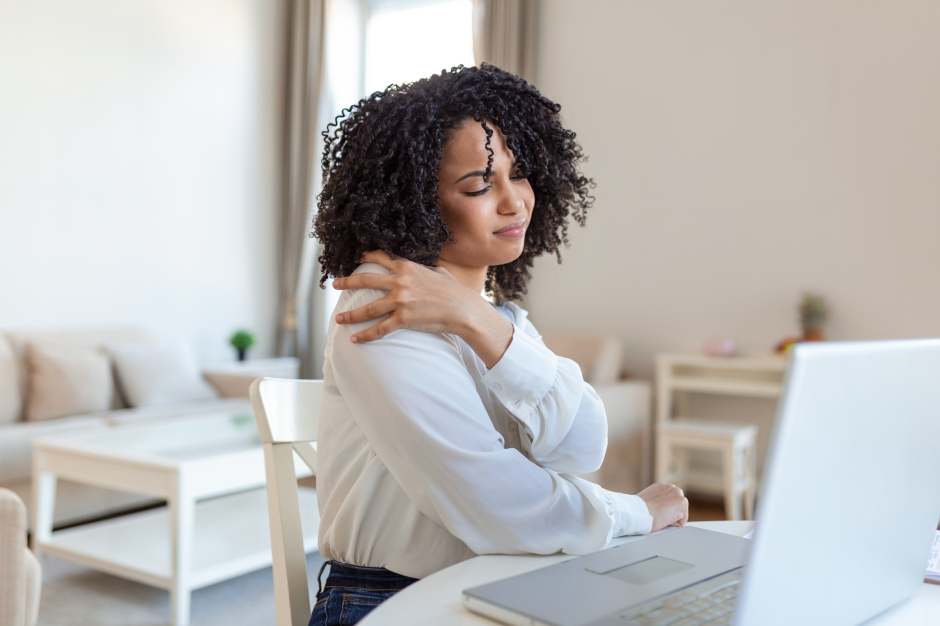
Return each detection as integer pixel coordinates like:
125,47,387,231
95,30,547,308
314,63,594,303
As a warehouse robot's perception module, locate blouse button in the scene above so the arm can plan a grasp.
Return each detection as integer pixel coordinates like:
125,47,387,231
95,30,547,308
509,422,518,431
492,383,503,392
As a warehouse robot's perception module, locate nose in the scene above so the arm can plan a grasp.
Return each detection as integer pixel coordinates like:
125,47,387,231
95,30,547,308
497,185,525,215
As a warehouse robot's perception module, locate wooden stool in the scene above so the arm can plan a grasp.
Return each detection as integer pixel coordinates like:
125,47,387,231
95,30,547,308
655,420,758,521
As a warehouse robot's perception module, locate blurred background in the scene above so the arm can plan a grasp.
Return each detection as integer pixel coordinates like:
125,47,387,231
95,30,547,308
2,1,939,623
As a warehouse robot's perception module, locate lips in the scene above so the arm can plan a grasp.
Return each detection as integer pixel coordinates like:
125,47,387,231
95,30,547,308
494,219,527,237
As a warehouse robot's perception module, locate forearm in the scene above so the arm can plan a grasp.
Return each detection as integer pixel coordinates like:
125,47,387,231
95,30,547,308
457,297,514,369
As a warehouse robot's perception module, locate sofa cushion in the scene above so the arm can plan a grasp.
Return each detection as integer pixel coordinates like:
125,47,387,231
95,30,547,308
98,397,253,426
0,415,110,483
540,332,624,386
24,342,113,422
3,328,156,421
106,344,218,408
0,339,18,426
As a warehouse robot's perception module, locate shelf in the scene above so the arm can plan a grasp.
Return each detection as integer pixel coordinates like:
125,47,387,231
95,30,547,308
669,376,782,398
657,353,787,371
40,487,319,590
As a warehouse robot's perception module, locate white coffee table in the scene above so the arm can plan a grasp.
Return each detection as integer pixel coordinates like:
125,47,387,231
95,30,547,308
30,410,320,626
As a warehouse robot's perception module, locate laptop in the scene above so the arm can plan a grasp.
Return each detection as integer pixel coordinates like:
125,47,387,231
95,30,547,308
464,339,940,626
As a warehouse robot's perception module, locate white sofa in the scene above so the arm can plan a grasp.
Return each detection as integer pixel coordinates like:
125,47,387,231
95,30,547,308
0,489,40,626
540,332,652,494
0,328,270,529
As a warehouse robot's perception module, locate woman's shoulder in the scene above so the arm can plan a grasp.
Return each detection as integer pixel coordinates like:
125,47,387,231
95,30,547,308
352,262,391,277
340,263,391,307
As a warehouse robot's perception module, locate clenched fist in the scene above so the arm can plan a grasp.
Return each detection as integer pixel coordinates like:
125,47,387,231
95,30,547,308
637,483,689,532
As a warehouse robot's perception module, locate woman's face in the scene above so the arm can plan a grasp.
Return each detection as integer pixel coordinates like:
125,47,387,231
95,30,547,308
436,121,535,271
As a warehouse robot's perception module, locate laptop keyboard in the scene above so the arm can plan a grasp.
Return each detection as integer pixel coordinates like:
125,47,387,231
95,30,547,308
618,569,743,626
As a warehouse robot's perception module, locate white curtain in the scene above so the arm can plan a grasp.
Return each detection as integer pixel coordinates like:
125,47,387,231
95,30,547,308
276,0,326,378
472,0,538,82
299,0,365,378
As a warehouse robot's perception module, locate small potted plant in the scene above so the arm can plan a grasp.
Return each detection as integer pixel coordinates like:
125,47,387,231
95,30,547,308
799,293,829,342
229,330,256,361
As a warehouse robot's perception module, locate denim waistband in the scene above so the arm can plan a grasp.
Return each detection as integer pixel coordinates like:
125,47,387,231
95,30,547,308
318,560,418,595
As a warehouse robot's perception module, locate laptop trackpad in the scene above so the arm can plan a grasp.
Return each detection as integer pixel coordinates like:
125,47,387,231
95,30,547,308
592,556,694,585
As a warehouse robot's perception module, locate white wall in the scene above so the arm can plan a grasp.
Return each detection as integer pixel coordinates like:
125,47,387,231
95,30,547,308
530,0,940,381
0,0,284,363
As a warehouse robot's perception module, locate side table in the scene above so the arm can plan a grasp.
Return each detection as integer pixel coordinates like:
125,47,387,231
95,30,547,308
655,353,787,424
202,357,301,398
654,354,787,517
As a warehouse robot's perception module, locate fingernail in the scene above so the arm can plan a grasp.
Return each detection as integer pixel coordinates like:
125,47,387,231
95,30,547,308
336,314,344,323
350,335,358,343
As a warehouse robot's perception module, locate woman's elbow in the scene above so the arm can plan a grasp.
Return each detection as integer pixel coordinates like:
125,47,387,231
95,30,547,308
537,435,607,475
575,434,608,475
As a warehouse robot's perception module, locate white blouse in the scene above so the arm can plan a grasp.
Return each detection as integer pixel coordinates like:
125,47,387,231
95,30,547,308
316,263,653,579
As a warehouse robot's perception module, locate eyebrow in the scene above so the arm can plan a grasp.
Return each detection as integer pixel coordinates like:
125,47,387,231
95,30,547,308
453,162,521,184
454,169,488,184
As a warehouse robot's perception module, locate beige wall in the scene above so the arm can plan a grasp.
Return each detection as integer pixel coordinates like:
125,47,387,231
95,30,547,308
529,0,940,383
0,0,284,362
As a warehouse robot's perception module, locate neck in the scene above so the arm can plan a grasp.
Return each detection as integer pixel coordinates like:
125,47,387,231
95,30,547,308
437,259,488,295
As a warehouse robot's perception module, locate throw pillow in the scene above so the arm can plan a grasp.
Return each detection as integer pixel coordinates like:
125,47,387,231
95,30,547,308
24,342,114,422
106,343,218,408
0,338,20,424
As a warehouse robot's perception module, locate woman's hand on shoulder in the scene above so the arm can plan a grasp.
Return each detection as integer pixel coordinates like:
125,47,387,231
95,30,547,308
332,251,513,368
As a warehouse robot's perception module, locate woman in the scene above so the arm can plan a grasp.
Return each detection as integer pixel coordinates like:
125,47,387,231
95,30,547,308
311,64,688,626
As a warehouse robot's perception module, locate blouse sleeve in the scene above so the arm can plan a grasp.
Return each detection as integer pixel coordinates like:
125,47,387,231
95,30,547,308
328,281,652,558
481,303,610,476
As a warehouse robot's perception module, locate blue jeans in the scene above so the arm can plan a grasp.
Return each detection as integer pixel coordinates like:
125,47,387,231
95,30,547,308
309,561,418,626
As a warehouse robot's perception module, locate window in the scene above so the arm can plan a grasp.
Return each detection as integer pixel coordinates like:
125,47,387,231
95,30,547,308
365,0,475,95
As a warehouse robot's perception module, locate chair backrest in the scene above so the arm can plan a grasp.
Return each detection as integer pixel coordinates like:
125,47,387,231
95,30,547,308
250,378,323,626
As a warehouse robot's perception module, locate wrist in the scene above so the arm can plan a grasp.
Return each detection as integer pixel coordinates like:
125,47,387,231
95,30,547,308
459,297,513,369
456,295,494,339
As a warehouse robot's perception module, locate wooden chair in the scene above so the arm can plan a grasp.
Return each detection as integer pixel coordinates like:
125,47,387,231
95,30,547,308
250,378,323,626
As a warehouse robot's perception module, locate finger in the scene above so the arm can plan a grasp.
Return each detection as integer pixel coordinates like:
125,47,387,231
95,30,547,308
668,510,685,527
333,272,395,292
336,297,394,325
350,318,397,344
359,250,398,270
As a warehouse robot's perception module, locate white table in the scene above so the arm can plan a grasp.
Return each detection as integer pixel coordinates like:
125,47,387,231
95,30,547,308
361,521,940,626
31,410,320,626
